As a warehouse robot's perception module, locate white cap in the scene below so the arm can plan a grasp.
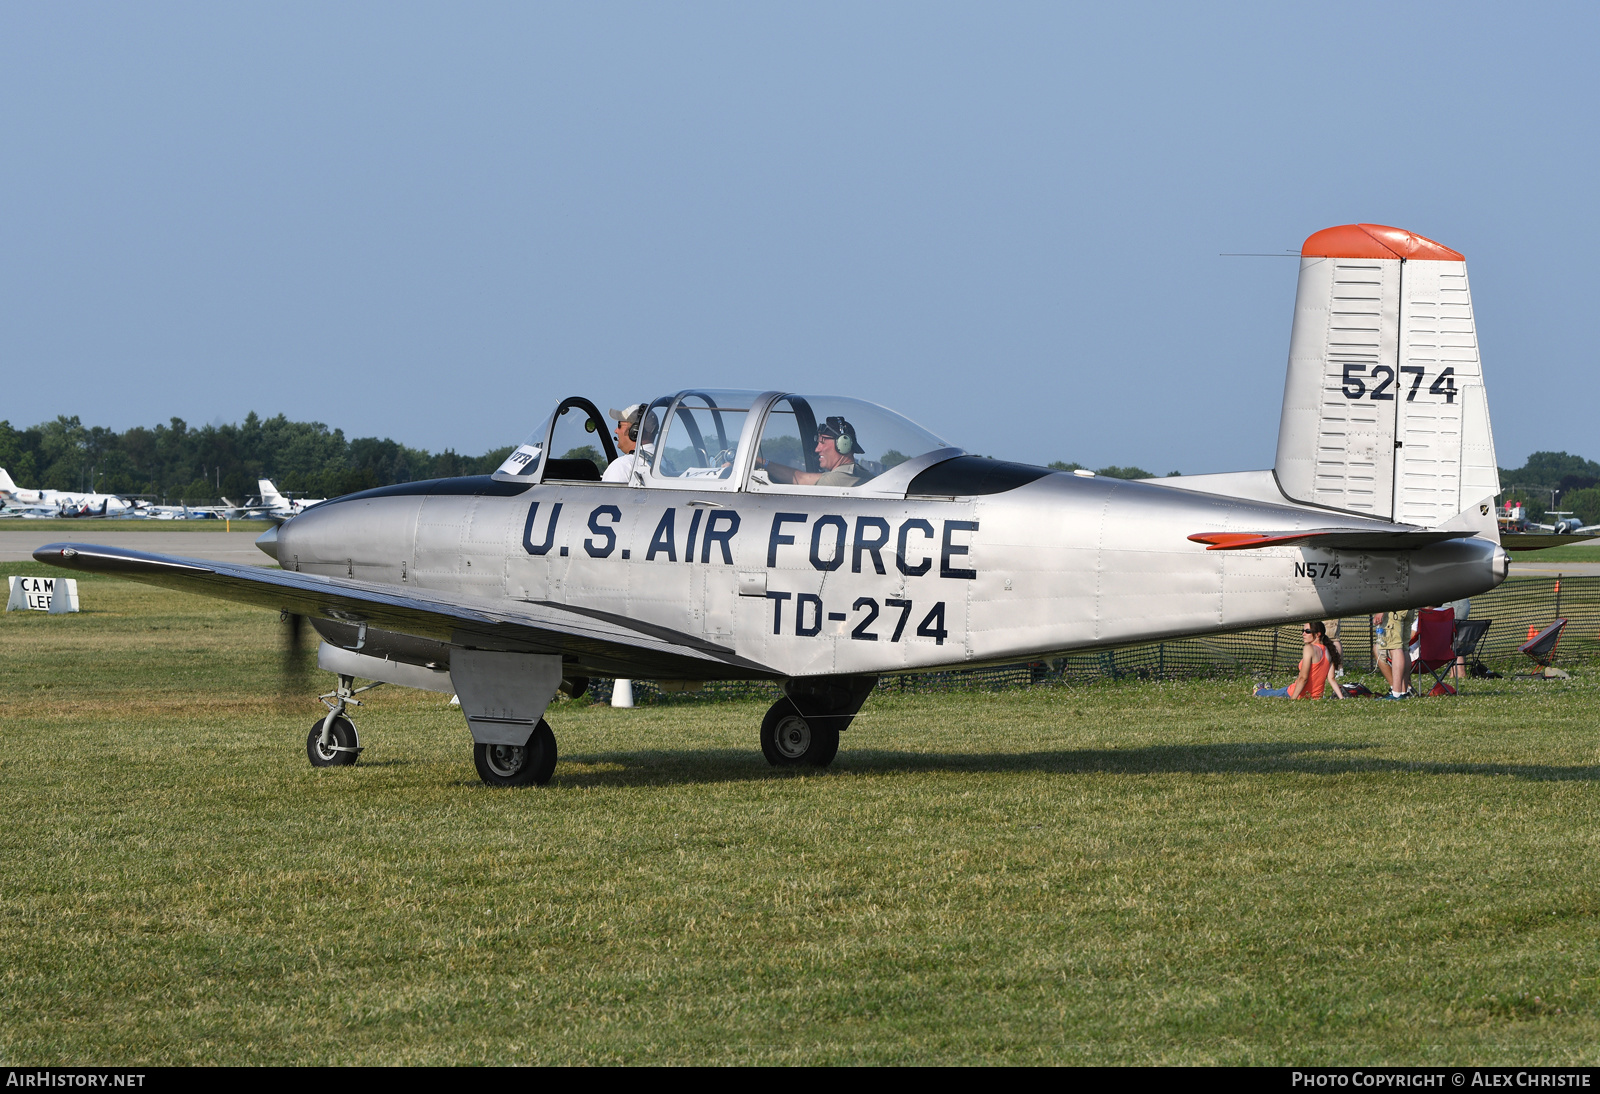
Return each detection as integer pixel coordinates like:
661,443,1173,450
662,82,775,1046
610,404,646,423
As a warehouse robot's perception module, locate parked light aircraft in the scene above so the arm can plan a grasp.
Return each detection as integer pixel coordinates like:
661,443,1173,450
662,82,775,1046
1497,501,1600,542
0,469,136,516
39,223,1583,787
1529,511,1600,537
222,480,324,523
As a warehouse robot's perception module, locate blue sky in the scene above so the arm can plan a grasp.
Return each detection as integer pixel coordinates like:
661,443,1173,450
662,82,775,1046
3,2,1595,473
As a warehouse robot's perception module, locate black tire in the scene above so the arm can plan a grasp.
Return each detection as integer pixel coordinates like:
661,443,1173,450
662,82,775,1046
473,719,558,787
760,699,840,768
306,715,359,767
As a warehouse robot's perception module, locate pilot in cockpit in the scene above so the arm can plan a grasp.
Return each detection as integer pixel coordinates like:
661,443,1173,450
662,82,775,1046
602,403,657,483
758,416,876,488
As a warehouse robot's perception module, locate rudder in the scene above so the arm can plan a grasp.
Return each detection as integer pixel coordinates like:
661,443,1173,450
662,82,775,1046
1274,223,1499,526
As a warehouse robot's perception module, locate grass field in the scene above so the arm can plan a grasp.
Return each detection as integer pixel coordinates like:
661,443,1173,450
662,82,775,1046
1506,541,1600,563
2,560,1599,1065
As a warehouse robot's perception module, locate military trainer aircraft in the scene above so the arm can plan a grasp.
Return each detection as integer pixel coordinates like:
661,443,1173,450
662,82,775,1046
38,223,1543,787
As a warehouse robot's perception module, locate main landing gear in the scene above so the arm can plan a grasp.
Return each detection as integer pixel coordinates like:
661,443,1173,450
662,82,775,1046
760,676,878,770
760,698,839,767
305,673,382,768
301,665,876,784
473,720,559,787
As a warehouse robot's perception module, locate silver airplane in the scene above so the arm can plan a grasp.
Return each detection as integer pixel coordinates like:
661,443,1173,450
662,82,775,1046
222,479,326,524
37,223,1536,787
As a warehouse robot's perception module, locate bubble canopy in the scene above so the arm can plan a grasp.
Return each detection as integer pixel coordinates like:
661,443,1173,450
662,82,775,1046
494,390,957,491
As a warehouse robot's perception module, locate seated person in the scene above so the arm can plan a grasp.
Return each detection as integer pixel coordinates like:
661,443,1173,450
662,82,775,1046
602,404,656,483
758,416,874,487
1253,621,1344,698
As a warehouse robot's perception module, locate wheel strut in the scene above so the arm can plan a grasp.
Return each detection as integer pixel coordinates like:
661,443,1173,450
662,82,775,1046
314,672,383,758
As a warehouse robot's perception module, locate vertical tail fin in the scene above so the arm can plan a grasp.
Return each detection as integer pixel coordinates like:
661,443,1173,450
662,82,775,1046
258,479,286,505
0,468,15,496
1274,224,1500,526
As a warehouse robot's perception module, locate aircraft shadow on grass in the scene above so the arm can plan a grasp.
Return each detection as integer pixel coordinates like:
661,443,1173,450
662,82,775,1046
546,740,1600,789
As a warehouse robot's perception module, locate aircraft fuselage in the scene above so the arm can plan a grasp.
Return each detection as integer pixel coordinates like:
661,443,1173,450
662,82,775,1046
278,470,1508,681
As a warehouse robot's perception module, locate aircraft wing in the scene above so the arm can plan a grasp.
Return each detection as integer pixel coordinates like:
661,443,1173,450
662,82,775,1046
33,542,780,681
1188,528,1481,552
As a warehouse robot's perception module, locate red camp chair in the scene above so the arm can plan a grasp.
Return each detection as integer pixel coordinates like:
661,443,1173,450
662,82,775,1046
1412,607,1458,695
1517,619,1569,679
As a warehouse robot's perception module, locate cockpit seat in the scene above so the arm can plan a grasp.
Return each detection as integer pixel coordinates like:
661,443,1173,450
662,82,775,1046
543,458,602,482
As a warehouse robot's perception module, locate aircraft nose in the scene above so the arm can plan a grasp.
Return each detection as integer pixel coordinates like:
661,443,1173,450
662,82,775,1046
255,525,279,561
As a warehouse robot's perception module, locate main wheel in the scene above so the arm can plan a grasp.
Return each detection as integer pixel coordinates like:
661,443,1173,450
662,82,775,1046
306,714,359,767
473,719,558,787
760,699,840,768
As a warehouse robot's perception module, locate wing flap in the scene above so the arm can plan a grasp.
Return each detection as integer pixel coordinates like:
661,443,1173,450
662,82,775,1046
33,542,778,680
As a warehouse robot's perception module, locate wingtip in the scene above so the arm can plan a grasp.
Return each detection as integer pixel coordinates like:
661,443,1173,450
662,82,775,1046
33,543,82,565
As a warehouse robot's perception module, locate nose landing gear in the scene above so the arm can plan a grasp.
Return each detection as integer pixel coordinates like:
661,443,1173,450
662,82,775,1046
305,673,383,768
307,713,358,766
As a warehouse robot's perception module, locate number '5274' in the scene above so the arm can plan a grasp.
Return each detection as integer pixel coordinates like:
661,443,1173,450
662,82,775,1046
1340,364,1456,403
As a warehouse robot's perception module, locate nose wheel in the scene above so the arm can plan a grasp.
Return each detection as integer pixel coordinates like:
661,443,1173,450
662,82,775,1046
474,720,558,787
760,698,839,768
305,673,378,768
307,714,359,766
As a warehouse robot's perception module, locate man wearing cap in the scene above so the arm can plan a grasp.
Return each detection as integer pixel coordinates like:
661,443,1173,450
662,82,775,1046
602,404,655,484
758,416,872,487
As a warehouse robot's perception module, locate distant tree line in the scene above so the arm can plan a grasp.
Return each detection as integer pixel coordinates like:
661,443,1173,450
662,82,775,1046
2,412,1595,524
1499,451,1600,525
1047,461,1175,480
0,414,513,503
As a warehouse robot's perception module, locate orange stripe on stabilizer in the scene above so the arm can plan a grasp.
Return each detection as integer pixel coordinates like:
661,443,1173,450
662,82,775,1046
1301,223,1464,262
1188,532,1319,551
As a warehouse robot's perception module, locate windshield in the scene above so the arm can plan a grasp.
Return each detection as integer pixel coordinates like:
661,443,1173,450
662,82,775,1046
651,390,757,480
490,396,629,483
753,395,950,488
493,419,550,481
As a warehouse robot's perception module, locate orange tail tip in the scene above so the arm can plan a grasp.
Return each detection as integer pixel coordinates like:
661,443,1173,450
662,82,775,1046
1301,223,1464,261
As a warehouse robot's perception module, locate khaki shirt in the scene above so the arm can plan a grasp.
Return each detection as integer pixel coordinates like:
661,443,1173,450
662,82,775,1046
815,460,871,488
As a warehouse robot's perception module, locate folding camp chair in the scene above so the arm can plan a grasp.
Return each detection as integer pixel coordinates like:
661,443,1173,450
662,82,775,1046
1517,619,1569,679
1452,618,1493,682
1413,607,1458,695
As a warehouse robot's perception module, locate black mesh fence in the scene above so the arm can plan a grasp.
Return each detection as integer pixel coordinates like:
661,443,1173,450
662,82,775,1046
583,574,1600,705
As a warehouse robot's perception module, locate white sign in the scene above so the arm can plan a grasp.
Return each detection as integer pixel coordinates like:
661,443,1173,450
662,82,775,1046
6,576,79,613
494,443,543,478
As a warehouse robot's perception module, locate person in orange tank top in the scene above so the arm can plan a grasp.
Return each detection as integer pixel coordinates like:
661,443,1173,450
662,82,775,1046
1253,621,1344,698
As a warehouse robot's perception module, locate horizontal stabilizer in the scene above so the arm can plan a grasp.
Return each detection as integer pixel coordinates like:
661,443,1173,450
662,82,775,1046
1500,533,1600,552
1188,528,1478,552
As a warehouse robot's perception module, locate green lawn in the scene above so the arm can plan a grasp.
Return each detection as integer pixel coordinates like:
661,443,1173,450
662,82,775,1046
1508,542,1600,563
2,561,1598,1064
